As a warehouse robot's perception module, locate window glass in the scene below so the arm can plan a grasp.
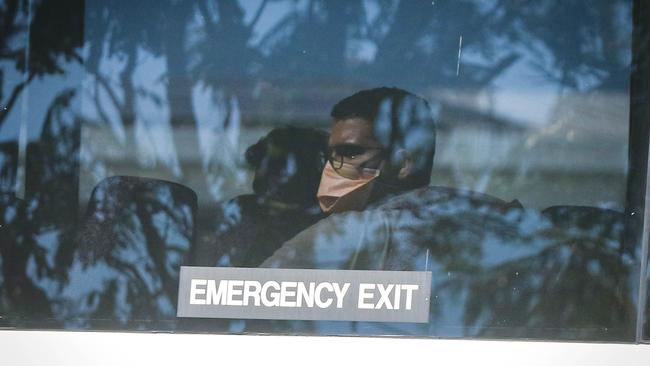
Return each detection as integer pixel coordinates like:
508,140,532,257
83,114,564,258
0,0,645,342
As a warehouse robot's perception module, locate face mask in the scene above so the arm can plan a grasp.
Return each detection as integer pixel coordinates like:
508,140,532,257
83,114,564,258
317,161,380,214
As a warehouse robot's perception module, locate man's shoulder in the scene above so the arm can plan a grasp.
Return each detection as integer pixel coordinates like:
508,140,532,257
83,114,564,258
261,186,524,269
374,186,522,212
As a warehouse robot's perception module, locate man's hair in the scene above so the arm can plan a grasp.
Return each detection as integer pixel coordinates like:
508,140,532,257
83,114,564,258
330,87,436,189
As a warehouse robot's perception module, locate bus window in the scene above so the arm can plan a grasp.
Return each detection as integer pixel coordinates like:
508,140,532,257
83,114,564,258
0,0,648,343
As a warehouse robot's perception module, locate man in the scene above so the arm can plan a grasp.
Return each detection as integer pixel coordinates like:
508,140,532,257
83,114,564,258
316,87,436,214
187,126,328,268
260,87,520,271
255,88,621,338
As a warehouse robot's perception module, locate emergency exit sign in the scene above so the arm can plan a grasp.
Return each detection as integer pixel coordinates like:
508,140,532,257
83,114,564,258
177,266,431,323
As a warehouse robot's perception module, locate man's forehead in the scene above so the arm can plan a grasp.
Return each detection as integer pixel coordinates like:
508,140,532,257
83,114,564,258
329,117,380,146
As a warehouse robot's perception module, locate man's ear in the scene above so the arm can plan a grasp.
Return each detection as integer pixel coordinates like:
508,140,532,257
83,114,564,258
395,149,413,179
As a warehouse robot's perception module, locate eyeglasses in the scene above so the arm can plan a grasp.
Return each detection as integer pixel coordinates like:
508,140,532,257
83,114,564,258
327,145,384,168
326,145,385,179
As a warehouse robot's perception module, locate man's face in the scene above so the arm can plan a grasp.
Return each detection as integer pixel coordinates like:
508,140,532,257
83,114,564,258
328,117,385,174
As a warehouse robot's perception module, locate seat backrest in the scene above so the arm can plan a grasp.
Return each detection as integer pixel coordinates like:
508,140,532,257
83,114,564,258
541,205,624,240
73,175,197,329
